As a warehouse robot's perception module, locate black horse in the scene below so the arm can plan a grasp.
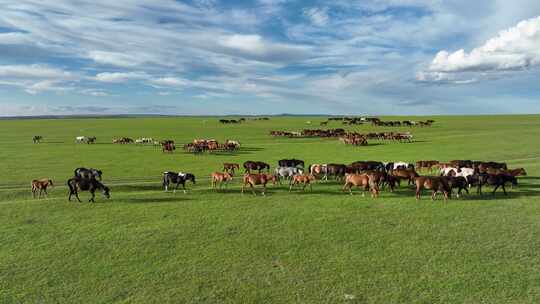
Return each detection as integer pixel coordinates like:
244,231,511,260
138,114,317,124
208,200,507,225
350,161,385,172
74,167,103,180
243,161,270,173
476,173,517,195
67,177,110,202
162,172,196,193
33,135,43,143
278,159,305,168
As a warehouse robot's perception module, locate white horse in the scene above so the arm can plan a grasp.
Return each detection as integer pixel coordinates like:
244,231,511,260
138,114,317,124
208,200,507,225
76,136,86,143
440,167,475,179
275,167,304,183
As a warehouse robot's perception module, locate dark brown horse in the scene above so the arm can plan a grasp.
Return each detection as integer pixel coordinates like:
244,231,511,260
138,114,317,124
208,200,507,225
243,161,270,173
415,176,451,201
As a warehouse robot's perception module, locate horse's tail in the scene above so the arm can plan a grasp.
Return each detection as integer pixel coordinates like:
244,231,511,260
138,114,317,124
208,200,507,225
66,178,75,192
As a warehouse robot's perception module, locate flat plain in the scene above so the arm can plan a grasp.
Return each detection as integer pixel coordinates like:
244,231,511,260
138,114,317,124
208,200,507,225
1,115,540,303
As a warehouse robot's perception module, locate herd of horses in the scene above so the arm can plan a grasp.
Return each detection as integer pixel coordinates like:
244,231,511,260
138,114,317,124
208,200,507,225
183,139,241,154
315,117,435,127
270,129,413,145
30,158,526,203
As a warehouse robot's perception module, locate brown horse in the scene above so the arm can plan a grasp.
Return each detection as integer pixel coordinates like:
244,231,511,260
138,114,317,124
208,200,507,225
162,142,175,153
223,163,240,175
415,176,451,201
211,172,233,191
391,168,419,186
342,173,379,197
289,174,316,192
242,173,277,196
486,167,527,177
31,178,54,198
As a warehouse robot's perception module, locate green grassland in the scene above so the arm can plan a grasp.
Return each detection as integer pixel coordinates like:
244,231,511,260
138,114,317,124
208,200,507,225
1,115,540,303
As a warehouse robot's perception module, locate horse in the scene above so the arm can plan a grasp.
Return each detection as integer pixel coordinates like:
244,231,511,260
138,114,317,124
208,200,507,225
243,161,270,173
449,160,473,169
76,136,96,144
32,135,43,143
223,163,240,175
67,177,110,203
162,172,196,193
211,172,233,191
367,171,396,192
392,162,414,170
275,167,304,184
442,176,469,198
486,167,527,177
309,164,327,178
289,174,316,192
349,161,385,172
477,161,508,173
242,173,277,196
415,176,451,201
74,167,103,180
324,163,347,181
476,173,517,196
391,168,419,186
162,142,175,153
342,173,379,197
31,178,53,198
278,159,305,168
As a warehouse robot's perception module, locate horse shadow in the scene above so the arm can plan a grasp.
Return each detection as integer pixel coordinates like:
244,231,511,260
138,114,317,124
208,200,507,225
116,184,162,191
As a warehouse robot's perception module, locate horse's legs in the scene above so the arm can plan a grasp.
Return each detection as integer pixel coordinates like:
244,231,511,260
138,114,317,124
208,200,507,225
492,184,499,196
431,190,437,200
43,187,48,197
250,183,256,196
310,183,313,192
416,187,421,200
502,184,507,195
89,189,95,202
262,184,266,196
182,183,187,194
75,190,82,203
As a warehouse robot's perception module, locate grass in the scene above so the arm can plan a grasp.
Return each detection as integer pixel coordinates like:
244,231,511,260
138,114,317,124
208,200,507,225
1,115,540,303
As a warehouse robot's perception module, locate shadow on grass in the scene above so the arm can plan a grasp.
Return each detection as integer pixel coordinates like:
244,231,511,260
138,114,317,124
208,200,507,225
122,197,191,203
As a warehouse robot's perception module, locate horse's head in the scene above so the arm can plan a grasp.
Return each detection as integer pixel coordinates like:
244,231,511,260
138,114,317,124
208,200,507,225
519,168,527,176
48,179,54,187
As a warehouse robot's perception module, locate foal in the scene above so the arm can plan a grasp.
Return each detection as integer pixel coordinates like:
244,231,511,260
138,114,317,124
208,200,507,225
31,179,54,198
289,174,316,192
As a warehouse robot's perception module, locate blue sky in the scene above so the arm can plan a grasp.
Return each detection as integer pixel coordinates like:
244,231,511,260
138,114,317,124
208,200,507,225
1,0,540,116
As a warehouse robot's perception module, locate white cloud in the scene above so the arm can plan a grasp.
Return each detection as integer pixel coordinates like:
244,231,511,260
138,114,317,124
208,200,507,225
218,34,311,62
427,16,540,73
94,72,149,83
149,77,189,88
304,7,329,26
0,64,72,79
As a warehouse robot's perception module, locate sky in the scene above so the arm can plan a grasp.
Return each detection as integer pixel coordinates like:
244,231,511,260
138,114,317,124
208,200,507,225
1,0,540,116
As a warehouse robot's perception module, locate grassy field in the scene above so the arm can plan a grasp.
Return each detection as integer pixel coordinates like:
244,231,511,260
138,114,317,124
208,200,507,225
1,115,540,303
